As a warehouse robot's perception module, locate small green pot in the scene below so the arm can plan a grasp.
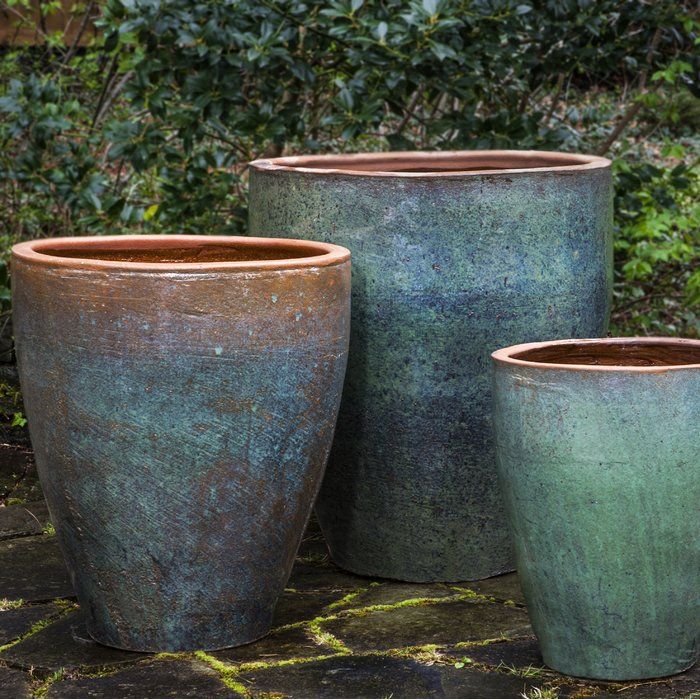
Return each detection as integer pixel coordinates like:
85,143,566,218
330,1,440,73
492,337,700,681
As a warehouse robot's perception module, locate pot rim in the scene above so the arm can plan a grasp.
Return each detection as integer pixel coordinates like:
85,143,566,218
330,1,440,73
12,235,350,273
249,149,611,178
492,337,700,373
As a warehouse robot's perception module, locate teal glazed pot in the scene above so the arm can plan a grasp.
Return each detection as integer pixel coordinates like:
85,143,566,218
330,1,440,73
492,337,700,680
249,151,613,582
12,235,350,651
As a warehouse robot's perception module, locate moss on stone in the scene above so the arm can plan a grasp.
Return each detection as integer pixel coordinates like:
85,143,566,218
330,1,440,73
193,651,249,697
307,620,351,654
30,668,65,698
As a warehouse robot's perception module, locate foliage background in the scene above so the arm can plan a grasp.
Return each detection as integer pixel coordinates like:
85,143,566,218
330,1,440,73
0,0,698,357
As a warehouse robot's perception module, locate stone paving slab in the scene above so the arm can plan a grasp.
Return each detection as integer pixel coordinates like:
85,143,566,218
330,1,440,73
0,535,74,602
212,627,328,665
0,664,30,698
47,660,242,698
332,582,460,609
0,611,148,673
0,603,62,646
460,572,526,606
0,448,33,501
271,590,347,628
286,560,378,593
442,635,544,669
0,500,51,540
0,445,696,699
319,598,532,653
234,653,548,699
235,654,444,698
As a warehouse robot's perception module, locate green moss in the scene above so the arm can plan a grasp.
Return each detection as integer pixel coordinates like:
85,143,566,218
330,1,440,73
324,588,367,612
523,686,559,698
0,598,24,611
307,620,351,654
31,669,65,698
0,617,55,653
235,654,340,673
42,523,56,537
453,636,515,649
495,661,547,679
154,651,191,661
0,604,76,653
194,651,249,697
5,497,26,506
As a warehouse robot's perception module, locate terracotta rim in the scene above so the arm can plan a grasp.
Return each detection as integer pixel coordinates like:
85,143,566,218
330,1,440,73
249,150,611,178
492,337,700,373
12,235,350,272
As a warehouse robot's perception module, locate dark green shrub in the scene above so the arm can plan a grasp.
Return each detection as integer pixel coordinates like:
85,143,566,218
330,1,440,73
0,0,697,339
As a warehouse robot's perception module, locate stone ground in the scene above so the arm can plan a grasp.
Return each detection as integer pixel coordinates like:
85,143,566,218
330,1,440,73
0,444,697,699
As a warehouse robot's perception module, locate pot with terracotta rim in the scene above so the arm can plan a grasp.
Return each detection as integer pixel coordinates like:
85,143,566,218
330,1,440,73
12,235,351,652
492,337,700,680
248,150,613,582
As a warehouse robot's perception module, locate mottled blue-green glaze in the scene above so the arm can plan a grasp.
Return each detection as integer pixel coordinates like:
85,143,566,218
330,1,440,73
12,236,350,651
249,153,613,582
492,343,699,680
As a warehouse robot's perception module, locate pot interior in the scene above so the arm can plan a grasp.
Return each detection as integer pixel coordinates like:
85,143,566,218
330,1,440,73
38,242,324,264
273,152,598,174
511,341,700,367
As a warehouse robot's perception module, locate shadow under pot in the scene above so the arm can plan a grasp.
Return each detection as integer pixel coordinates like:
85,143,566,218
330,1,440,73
248,150,613,582
492,337,700,680
11,235,351,652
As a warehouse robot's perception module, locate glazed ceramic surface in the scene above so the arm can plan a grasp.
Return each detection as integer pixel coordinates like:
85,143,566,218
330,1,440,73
249,150,613,582
12,235,351,651
492,337,700,680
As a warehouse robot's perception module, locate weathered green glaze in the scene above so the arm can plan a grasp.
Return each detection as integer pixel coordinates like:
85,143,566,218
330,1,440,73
492,337,700,680
249,151,613,582
12,235,350,652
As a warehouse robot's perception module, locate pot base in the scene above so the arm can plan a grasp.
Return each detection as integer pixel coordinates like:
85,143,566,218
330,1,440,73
85,618,272,654
327,550,515,584
542,656,698,683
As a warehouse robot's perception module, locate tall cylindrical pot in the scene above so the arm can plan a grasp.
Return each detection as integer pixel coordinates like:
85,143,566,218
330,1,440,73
12,235,351,651
249,151,613,582
492,337,700,680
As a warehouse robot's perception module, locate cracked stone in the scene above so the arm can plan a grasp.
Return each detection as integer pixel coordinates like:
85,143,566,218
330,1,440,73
212,627,327,665
0,664,31,698
0,501,51,540
331,583,460,611
0,611,148,672
286,559,377,593
460,573,526,606
237,654,444,698
443,635,545,669
320,598,532,653
47,660,242,698
0,603,62,646
437,664,546,698
271,590,346,628
0,536,74,602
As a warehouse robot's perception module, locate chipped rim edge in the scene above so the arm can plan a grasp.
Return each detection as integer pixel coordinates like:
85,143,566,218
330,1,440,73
492,337,700,373
249,149,611,179
12,235,350,273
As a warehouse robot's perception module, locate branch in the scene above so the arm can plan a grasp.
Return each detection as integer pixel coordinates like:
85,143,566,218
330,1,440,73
596,28,663,156
61,0,96,67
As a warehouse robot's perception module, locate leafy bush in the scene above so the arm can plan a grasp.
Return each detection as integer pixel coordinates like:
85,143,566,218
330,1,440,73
612,149,699,337
0,0,697,340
